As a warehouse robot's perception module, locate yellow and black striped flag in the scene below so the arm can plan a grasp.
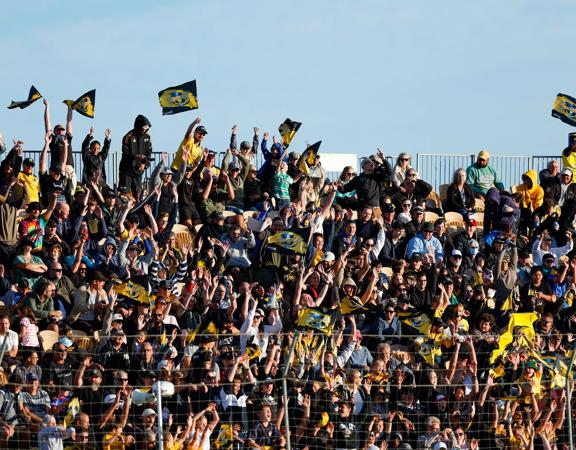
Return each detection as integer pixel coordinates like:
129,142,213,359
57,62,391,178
552,93,576,127
297,141,321,175
158,80,198,115
278,118,301,147
63,89,96,118
7,85,42,109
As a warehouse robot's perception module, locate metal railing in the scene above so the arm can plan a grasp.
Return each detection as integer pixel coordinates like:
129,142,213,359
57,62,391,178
415,153,557,193
14,150,559,194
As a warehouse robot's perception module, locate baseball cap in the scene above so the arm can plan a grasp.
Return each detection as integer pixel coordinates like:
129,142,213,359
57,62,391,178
466,218,477,227
322,251,336,262
422,222,434,232
411,252,422,261
451,249,463,257
228,161,241,171
26,201,42,213
26,373,39,382
141,408,157,417
157,360,170,371
54,124,65,131
478,150,490,160
111,313,124,322
382,203,396,213
434,443,448,450
161,168,173,176
58,337,73,348
88,368,103,378
195,126,208,135
209,211,224,220
22,157,35,166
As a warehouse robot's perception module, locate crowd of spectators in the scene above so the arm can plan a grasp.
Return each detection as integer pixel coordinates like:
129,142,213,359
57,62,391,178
0,100,575,450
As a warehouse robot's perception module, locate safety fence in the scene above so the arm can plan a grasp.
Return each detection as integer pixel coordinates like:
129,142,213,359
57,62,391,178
15,149,558,196
2,329,575,450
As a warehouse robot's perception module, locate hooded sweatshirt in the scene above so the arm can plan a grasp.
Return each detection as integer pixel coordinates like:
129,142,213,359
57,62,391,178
517,169,544,211
120,115,153,175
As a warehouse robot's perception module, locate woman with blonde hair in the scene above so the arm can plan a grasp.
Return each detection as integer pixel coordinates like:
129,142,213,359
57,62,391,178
393,152,412,187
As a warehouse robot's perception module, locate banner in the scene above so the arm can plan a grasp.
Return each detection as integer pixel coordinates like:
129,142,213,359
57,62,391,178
297,141,321,175
552,93,576,127
63,89,96,118
267,230,308,255
158,80,198,115
7,85,42,109
278,118,301,147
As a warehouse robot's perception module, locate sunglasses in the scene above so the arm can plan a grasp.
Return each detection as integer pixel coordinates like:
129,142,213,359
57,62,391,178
116,378,128,382
400,158,409,161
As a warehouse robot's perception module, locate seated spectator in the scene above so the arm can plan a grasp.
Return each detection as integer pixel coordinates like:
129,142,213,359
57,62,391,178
466,150,504,198
444,168,476,219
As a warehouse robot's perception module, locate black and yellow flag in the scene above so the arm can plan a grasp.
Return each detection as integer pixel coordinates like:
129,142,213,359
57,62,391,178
214,424,233,449
340,295,367,315
7,85,42,109
552,93,576,127
63,89,96,118
114,280,150,304
296,308,335,335
278,118,301,147
398,311,432,336
267,230,308,255
297,141,321,175
158,80,198,115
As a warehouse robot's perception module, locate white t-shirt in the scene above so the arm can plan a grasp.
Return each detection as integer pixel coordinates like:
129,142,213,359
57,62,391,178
188,427,212,450
0,330,19,353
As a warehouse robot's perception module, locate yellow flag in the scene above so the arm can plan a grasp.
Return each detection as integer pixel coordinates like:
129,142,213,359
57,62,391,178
158,80,198,115
340,295,366,315
418,339,442,367
278,118,301,147
115,281,150,304
63,397,80,427
296,308,334,335
7,85,42,109
399,311,432,336
243,344,262,361
214,424,233,449
490,312,538,364
63,89,96,118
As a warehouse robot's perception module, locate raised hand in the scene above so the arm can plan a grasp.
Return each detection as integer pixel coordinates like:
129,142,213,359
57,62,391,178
253,127,260,136
89,126,94,136
105,128,111,139
231,124,238,134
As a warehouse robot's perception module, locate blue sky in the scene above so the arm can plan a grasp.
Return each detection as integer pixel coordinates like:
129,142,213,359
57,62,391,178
1,0,575,159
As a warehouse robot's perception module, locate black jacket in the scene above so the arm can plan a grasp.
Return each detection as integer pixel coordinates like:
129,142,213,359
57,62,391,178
120,115,153,176
444,182,475,212
340,161,393,207
81,134,110,185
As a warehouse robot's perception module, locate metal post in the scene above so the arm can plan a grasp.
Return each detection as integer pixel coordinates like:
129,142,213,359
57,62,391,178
156,383,164,450
0,331,9,368
566,344,576,450
282,331,299,450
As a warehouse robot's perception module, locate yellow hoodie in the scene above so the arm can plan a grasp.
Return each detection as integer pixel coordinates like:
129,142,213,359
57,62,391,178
517,169,544,211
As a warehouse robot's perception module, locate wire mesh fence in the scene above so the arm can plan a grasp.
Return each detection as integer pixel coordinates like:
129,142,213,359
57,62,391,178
2,325,575,450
